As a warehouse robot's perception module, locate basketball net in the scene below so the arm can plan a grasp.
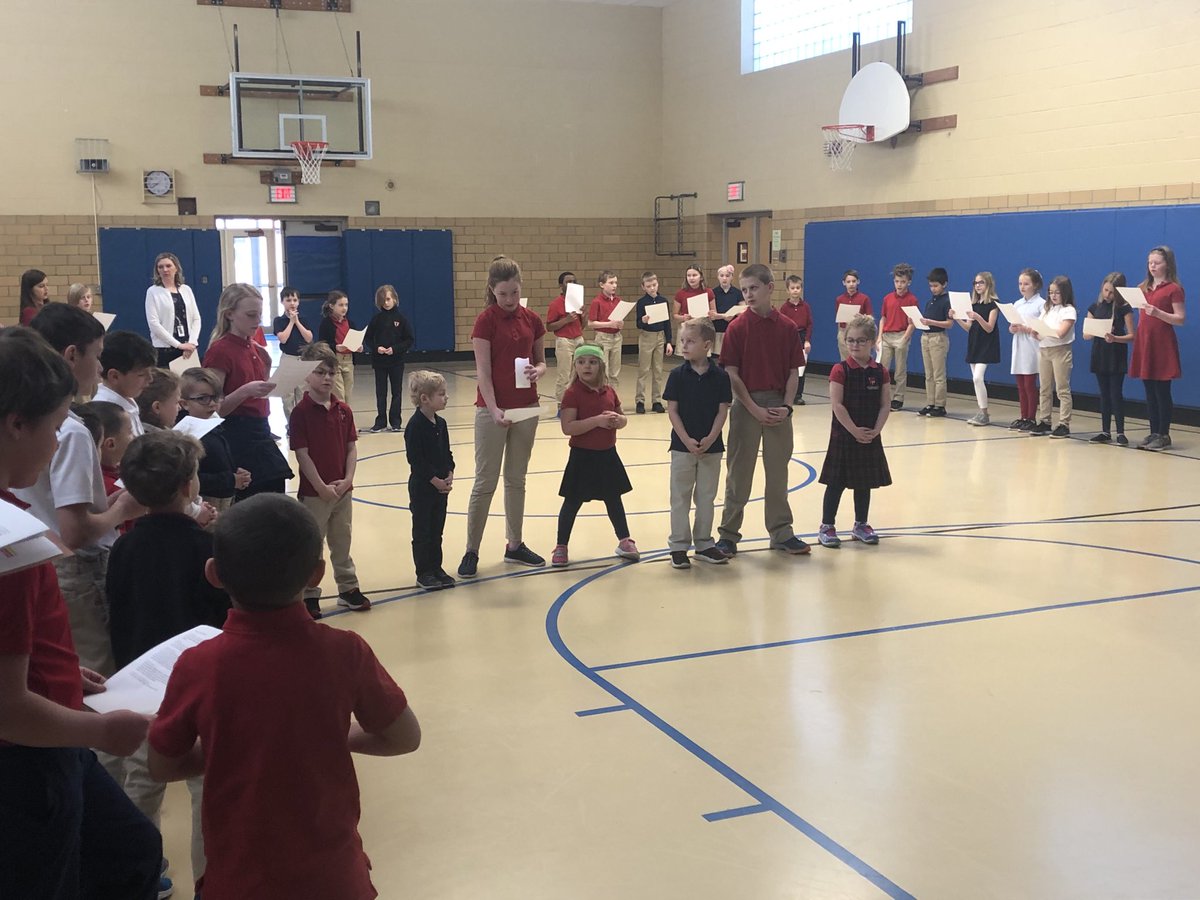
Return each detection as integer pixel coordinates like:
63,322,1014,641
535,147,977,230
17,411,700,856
820,124,874,171
290,140,329,185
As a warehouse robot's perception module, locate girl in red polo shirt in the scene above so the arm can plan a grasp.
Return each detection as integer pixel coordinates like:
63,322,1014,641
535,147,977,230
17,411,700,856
1129,244,1186,451
317,290,357,402
203,283,293,496
551,344,639,568
674,265,716,324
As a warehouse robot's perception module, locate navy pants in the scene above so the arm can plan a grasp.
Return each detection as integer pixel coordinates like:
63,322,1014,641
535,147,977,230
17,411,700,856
0,745,161,899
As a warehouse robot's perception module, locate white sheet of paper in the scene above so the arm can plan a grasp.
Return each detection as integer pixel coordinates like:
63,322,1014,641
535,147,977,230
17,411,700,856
519,297,529,308
92,311,116,331
610,300,636,322
1082,317,1112,338
0,534,64,577
1116,286,1148,309
565,282,585,313
514,357,531,388
173,414,224,440
168,354,194,377
267,354,320,398
644,302,670,325
0,500,50,551
341,327,366,353
996,303,1025,325
83,625,222,716
835,303,861,324
687,295,711,319
902,305,929,330
502,406,542,423
948,291,973,320
1024,316,1056,338
726,304,749,317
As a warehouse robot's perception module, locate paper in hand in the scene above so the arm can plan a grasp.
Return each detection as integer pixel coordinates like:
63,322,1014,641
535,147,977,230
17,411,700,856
645,302,670,325
514,357,531,388
268,354,320,398
1082,317,1112,338
174,415,224,440
92,311,116,330
902,305,929,330
565,283,585,313
1116,286,1148,309
687,295,711,320
168,354,194,377
503,406,542,424
341,328,366,353
948,292,973,319
520,297,529,308
610,300,635,322
997,303,1025,325
83,625,222,716
1023,316,1056,338
835,303,861,324
726,304,748,317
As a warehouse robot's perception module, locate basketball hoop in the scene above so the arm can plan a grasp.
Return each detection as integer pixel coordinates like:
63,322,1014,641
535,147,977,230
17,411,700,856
820,124,875,171
290,140,329,184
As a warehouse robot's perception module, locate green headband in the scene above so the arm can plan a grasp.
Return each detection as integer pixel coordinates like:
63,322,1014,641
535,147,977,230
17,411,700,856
573,344,605,361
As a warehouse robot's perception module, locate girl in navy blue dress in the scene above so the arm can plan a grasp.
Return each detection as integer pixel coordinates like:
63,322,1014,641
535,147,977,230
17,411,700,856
818,315,892,548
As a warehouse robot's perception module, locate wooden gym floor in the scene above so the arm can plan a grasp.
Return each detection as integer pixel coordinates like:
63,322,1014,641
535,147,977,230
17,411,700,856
161,354,1200,899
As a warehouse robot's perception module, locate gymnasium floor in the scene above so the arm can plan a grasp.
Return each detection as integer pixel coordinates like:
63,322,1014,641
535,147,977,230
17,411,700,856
161,354,1200,899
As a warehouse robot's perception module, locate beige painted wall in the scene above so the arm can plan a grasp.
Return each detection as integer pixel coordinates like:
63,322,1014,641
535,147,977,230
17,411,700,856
662,0,1200,215
1,0,663,219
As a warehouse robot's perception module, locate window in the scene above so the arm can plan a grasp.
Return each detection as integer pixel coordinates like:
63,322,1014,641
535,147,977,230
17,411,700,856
745,0,914,73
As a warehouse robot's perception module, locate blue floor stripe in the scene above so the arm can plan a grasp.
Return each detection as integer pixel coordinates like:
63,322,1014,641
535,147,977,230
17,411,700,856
575,704,629,717
702,803,770,822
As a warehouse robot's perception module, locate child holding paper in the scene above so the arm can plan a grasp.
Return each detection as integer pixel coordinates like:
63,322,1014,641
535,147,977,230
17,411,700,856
674,265,716,325
459,256,547,579
956,271,1000,426
587,270,626,388
1083,272,1134,445
1129,245,1186,451
634,271,673,414
317,290,358,403
1028,276,1077,438
817,315,891,548
546,271,584,409
0,325,163,900
1008,268,1045,431
777,275,812,404
711,264,745,355
106,430,231,887
179,367,250,512
405,371,456,591
835,269,873,361
918,268,953,418
203,283,292,498
551,344,639,568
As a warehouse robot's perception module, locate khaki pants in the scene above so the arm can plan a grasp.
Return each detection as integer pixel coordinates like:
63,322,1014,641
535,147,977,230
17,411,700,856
282,384,305,421
878,331,911,403
718,391,795,545
465,406,539,551
592,331,623,388
299,491,358,598
920,332,949,407
669,450,723,551
1037,344,1073,425
636,331,666,405
53,551,114,676
554,335,583,403
837,328,850,361
124,740,205,881
332,351,354,403
714,331,725,355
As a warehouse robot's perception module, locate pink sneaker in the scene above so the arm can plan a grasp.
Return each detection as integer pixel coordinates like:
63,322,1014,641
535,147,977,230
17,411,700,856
551,544,569,567
615,538,640,561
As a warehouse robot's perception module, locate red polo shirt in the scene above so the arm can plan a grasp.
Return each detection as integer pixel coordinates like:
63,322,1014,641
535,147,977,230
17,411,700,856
674,288,715,319
0,492,82,723
561,381,620,450
719,306,805,392
777,298,813,339
149,601,408,900
203,332,269,418
333,317,351,355
879,291,918,333
471,303,546,409
288,393,357,497
835,292,873,329
588,294,623,334
546,295,583,340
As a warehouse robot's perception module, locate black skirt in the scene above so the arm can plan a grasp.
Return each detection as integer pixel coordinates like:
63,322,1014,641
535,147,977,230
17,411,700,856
220,415,294,488
558,446,632,502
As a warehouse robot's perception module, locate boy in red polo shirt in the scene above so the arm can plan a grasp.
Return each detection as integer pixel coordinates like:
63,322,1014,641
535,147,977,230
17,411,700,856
716,264,810,557
587,270,625,388
777,274,813,405
148,494,420,900
289,342,371,619
876,262,917,410
546,271,584,410
834,269,873,361
0,327,161,900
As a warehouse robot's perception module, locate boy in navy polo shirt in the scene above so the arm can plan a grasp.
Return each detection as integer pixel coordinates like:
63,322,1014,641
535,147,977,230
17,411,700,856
918,267,955,417
273,285,314,418
664,318,731,569
716,264,809,557
288,342,370,618
634,271,673,414
148,494,420,900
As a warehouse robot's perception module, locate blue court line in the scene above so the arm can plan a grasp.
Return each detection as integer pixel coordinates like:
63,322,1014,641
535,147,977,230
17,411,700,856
575,704,630,717
702,803,770,822
545,564,915,900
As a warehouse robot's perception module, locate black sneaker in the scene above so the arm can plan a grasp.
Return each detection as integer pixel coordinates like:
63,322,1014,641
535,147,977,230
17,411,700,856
304,598,322,619
1008,418,1025,430
1028,421,1051,436
1090,432,1111,444
695,546,729,565
369,423,388,433
337,589,372,611
670,551,691,569
918,406,933,416
714,538,738,557
1017,419,1034,432
770,536,812,555
635,401,646,414
503,543,545,567
457,551,479,579
928,406,946,418
416,573,444,592
651,402,666,413
1116,433,1129,446
890,399,903,411
1050,424,1070,439
794,397,806,406
436,570,456,588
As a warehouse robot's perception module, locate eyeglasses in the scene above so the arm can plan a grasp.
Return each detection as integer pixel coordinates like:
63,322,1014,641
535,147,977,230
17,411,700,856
183,394,219,404
845,337,872,344
973,280,986,285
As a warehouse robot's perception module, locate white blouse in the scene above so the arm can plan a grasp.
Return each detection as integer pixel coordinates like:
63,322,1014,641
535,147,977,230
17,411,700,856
145,284,201,349
1009,293,1044,375
1038,303,1077,349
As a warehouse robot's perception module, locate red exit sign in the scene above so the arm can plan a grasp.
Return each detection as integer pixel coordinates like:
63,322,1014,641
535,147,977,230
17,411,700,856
268,184,297,203
727,181,745,202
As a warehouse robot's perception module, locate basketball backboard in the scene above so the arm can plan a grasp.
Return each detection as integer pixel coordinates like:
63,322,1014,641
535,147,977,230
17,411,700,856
838,61,910,143
229,72,372,159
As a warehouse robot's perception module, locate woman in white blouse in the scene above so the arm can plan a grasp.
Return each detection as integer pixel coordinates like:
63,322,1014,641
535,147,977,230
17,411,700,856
145,251,201,367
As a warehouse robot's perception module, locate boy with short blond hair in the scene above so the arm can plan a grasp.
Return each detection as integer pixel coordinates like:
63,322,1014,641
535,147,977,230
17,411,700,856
134,367,181,431
634,271,673,414
405,371,456,591
288,342,370,618
180,367,249,513
716,264,809,556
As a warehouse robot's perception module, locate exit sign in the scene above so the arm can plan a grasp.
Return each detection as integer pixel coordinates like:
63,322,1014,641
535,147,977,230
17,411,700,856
727,181,745,202
268,184,297,203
